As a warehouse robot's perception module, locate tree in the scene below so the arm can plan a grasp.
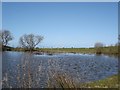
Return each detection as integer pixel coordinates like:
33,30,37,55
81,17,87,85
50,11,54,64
94,42,104,54
19,34,44,52
0,30,13,46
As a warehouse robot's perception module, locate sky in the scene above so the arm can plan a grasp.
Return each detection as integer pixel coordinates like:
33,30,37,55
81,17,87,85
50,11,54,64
1,0,120,2
2,2,118,48
0,2,2,29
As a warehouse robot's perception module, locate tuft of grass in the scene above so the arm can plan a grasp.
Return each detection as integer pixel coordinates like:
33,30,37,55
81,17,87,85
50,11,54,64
47,59,79,88
47,70,78,88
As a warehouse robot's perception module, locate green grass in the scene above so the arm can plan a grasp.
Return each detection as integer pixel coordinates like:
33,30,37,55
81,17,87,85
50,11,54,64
12,46,119,56
37,46,119,56
39,48,95,54
47,72,119,88
80,74,119,88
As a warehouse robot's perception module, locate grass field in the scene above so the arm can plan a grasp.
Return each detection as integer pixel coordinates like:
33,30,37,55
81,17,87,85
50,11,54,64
37,46,119,56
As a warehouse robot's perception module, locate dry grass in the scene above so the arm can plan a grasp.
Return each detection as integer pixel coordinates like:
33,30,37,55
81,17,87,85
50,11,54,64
47,70,78,88
2,54,80,88
46,59,79,88
2,53,118,88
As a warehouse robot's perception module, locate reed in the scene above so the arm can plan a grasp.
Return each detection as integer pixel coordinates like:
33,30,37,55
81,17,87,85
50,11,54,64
2,53,118,88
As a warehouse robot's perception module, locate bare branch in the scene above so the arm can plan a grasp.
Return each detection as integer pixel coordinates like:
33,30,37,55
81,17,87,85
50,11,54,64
19,34,43,51
0,30,13,46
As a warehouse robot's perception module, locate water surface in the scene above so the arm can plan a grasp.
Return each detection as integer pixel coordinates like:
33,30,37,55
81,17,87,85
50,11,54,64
2,51,118,88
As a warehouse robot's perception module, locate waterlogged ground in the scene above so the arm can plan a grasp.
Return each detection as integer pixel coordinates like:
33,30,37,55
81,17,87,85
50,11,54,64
2,51,118,88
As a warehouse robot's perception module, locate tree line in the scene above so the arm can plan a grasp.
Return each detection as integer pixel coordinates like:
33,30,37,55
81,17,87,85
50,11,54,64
0,30,43,52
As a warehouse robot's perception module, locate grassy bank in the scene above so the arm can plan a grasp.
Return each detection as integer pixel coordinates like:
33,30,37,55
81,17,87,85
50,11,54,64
80,74,119,88
7,46,120,56
47,71,119,88
11,46,119,56
38,46,119,56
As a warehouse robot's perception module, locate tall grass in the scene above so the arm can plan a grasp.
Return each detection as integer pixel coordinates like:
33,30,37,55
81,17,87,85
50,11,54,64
2,53,118,88
2,53,42,88
47,59,79,88
2,54,80,88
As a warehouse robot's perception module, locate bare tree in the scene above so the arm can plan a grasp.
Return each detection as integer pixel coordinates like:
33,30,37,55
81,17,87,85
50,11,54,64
94,42,104,54
19,34,43,52
0,30,13,46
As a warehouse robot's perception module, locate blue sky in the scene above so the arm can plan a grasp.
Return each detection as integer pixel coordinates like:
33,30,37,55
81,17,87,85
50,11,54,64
2,2,118,48
2,0,120,2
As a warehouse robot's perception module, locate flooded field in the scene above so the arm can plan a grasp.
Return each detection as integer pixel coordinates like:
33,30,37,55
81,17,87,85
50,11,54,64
2,51,118,88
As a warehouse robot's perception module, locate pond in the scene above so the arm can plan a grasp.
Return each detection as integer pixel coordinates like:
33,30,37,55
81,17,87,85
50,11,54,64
2,51,118,88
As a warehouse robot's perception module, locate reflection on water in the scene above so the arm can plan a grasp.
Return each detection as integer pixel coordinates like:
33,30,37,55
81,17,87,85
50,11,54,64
2,51,118,88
